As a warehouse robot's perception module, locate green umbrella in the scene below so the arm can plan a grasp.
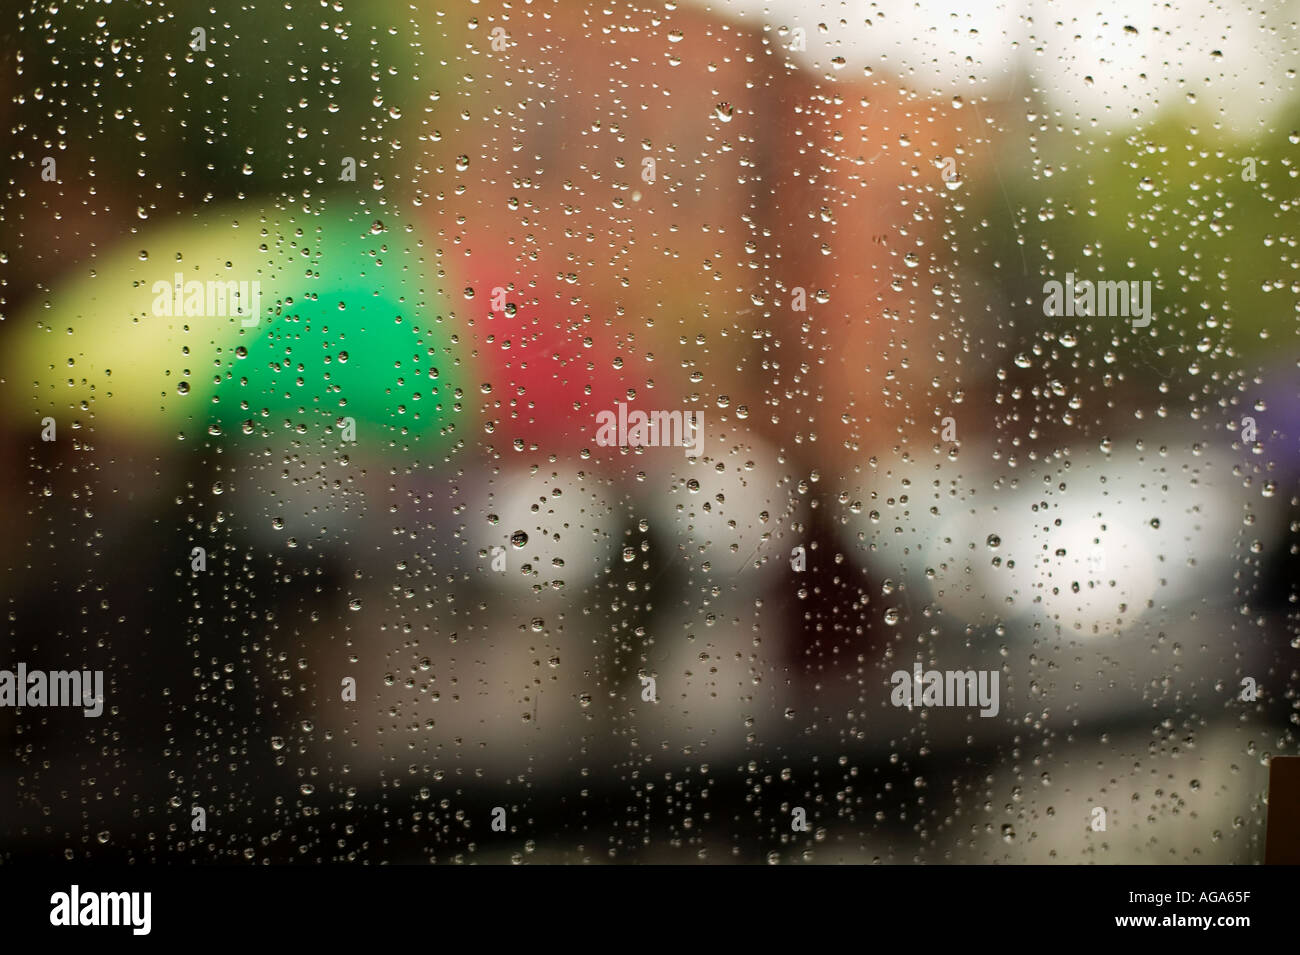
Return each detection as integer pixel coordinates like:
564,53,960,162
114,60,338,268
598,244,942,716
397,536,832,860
6,205,473,458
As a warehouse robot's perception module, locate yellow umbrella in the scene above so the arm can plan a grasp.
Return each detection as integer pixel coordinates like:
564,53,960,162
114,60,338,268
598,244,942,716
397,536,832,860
6,205,473,455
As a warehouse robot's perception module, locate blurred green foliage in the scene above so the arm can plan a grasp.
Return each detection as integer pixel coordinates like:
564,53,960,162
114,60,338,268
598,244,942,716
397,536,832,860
6,1,444,204
982,107,1299,381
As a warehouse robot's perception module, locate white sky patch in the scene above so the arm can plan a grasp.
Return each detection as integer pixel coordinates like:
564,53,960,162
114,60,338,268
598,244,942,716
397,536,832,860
700,0,1299,134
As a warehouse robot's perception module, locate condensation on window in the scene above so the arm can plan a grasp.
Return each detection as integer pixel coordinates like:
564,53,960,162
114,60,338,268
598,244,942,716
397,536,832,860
0,0,1296,865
